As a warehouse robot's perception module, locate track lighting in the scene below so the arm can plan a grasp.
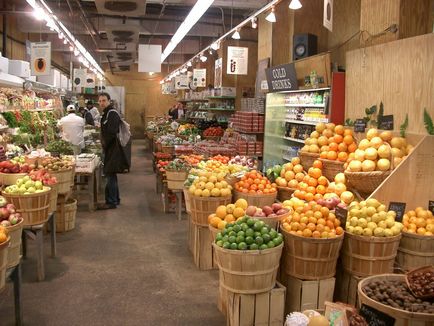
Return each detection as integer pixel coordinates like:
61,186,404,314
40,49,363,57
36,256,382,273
187,61,192,67
200,54,207,62
211,41,220,51
265,7,276,23
251,17,258,29
232,29,241,40
289,0,302,10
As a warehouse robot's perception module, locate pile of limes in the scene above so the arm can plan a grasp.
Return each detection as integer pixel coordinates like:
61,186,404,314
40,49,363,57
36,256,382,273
215,217,283,250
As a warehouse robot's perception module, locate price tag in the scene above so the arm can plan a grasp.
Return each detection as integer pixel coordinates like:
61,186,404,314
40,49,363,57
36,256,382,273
388,202,406,222
429,201,434,215
379,115,394,130
359,304,395,326
354,119,366,133
335,206,348,230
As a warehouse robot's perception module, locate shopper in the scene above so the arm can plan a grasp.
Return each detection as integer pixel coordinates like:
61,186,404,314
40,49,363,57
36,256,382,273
57,105,85,155
98,92,129,210
168,102,185,120
79,106,95,126
86,100,101,126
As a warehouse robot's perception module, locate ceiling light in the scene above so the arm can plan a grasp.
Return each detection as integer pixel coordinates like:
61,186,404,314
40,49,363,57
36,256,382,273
181,67,187,73
63,39,67,45
266,7,276,23
69,45,73,51
176,71,180,76
200,55,207,62
232,29,241,40
73,49,79,56
211,41,220,50
161,0,214,62
58,33,64,39
251,17,258,29
208,49,213,55
78,56,84,63
187,61,192,67
33,6,45,20
289,0,302,10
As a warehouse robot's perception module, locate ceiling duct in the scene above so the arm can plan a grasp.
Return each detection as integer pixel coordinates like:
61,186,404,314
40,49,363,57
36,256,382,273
94,0,147,17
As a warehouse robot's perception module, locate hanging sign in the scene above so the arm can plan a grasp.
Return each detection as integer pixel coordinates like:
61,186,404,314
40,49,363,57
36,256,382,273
214,58,222,88
73,69,87,88
265,63,298,92
335,206,348,230
323,0,333,32
193,69,206,87
256,58,270,95
378,115,394,130
227,46,248,75
30,42,51,76
85,73,96,88
175,74,189,90
138,44,162,73
429,200,434,214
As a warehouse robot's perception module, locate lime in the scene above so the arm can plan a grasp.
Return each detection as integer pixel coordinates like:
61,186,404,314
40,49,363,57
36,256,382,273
267,241,275,248
238,242,247,250
237,231,245,238
228,236,236,243
241,223,249,231
253,222,262,231
262,233,271,243
236,218,244,225
259,244,268,250
223,242,230,249
260,227,269,235
273,237,283,246
269,230,278,239
247,218,255,227
249,243,259,250
216,233,223,241
245,229,254,237
228,231,237,237
245,236,254,245
226,227,233,233
216,240,223,247
227,223,234,228
222,236,229,243
233,225,241,233
255,236,264,245
236,235,245,243
258,220,265,228
230,243,238,250
221,229,228,236
254,231,262,238
241,216,248,223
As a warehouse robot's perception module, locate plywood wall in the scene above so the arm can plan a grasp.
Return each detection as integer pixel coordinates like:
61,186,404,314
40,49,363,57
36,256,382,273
272,0,294,65
345,33,434,135
257,12,273,62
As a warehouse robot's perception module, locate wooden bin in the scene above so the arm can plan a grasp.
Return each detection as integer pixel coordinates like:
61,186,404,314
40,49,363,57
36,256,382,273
234,190,276,208
0,173,27,186
341,232,401,277
189,218,216,270
396,231,434,271
56,198,77,232
277,187,296,202
209,224,220,267
334,266,363,306
299,152,319,171
280,271,335,315
190,195,232,226
183,188,191,214
319,158,345,181
358,274,434,326
165,170,187,190
0,237,10,292
281,228,343,280
3,189,51,226
345,170,392,195
48,183,58,214
225,282,286,326
213,243,283,294
50,168,75,194
6,219,24,268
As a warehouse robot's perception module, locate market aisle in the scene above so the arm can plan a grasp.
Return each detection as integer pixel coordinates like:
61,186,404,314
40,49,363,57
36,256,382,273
0,140,225,326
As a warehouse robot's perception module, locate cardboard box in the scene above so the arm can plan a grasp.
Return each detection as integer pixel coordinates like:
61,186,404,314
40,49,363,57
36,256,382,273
0,55,8,74
8,60,30,78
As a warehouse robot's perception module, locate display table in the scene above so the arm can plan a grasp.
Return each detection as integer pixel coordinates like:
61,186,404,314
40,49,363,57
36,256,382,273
74,163,102,211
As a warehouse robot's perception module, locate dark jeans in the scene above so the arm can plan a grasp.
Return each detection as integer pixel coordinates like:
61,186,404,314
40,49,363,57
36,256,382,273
105,173,120,206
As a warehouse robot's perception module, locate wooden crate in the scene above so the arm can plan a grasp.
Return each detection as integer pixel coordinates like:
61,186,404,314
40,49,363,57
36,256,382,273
334,267,363,306
280,271,335,315
225,282,286,326
189,218,217,270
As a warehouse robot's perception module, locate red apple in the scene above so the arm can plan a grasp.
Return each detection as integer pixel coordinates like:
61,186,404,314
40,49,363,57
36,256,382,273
276,208,289,216
245,206,257,216
6,204,15,214
262,206,273,216
272,203,282,212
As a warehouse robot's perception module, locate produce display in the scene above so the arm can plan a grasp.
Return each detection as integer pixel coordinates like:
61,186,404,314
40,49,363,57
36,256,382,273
245,203,290,219
0,160,31,173
214,216,283,250
210,155,230,164
39,156,74,171
157,135,184,146
362,278,434,313
188,171,232,197
234,170,277,194
402,207,434,235
156,160,169,173
208,199,248,229
300,123,357,160
166,158,190,171
273,157,306,189
45,139,74,155
3,176,51,195
228,155,257,169
203,126,224,137
0,197,22,227
281,201,344,238
196,160,246,175
28,169,57,185
179,154,203,166
177,123,199,136
407,267,434,299
345,198,403,237
0,146,6,161
293,160,329,202
323,172,355,205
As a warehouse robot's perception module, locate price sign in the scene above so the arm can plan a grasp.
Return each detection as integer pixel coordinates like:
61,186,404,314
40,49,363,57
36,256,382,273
379,115,394,130
388,202,406,222
354,119,366,133
335,206,348,230
429,201,434,215
359,304,395,326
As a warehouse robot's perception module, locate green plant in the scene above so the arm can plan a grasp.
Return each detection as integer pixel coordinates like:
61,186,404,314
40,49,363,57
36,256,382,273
423,109,434,135
400,114,408,137
364,105,377,127
344,118,354,127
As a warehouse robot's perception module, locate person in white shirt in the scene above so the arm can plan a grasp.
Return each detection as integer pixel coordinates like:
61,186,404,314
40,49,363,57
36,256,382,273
57,105,85,155
86,100,101,127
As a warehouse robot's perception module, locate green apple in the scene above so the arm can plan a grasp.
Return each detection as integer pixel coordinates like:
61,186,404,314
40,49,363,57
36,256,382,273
24,180,34,189
23,176,30,182
385,217,395,228
35,189,44,193
384,229,393,237
350,216,358,227
35,181,43,190
354,226,364,235
27,187,36,193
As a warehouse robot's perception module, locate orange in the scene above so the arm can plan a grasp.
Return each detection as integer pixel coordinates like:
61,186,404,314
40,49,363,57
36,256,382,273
208,213,216,224
211,216,222,228
343,135,354,145
335,125,345,135
284,170,295,181
320,145,330,153
320,152,328,159
320,206,330,217
328,142,338,152
322,129,333,138
317,218,326,226
224,214,235,223
233,207,245,218
336,226,344,235
316,224,325,233
347,143,357,153
316,185,326,195
308,178,318,187
303,174,311,183
306,186,316,194
309,168,322,179
327,151,338,160
299,182,308,191
303,229,313,237
338,143,348,153
291,157,301,165
314,193,323,201
317,136,328,147
217,220,227,230
317,176,328,186
305,192,314,202
334,134,343,144
312,231,321,238
313,160,323,169
338,152,348,162
326,220,335,229
288,179,298,188
293,164,304,173
216,205,227,218
344,129,353,136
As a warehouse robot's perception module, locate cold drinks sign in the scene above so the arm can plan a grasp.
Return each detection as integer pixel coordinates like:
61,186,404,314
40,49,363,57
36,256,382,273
265,63,298,92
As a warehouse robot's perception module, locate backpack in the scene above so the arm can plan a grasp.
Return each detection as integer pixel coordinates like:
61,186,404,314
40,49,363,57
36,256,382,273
105,109,131,147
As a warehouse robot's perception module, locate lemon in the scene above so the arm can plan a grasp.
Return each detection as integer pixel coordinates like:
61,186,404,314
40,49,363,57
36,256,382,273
235,198,248,210
211,188,221,197
194,189,203,197
202,189,210,197
205,182,214,190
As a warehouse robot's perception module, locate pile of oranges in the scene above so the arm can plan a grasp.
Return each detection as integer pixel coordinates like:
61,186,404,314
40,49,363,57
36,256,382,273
235,170,277,194
275,157,306,189
293,160,329,202
210,155,231,164
301,123,357,162
180,154,203,166
208,199,248,230
281,201,344,238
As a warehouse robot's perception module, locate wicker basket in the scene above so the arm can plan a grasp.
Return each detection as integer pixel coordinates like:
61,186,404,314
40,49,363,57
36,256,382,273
281,227,343,280
358,274,434,325
0,173,27,186
299,151,320,170
56,198,77,232
405,265,434,300
225,174,242,188
2,188,51,226
50,167,75,195
183,188,191,214
161,145,175,155
277,186,296,202
213,243,283,294
6,219,23,268
165,170,187,190
0,237,10,292
341,232,401,277
48,183,59,213
344,170,392,195
190,195,232,226
319,158,345,181
396,232,434,271
234,190,277,208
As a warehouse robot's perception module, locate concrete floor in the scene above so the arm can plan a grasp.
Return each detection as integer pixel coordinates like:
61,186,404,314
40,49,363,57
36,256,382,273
0,140,225,326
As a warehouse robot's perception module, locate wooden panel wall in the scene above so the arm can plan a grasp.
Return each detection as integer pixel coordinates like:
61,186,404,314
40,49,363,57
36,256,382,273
399,0,432,38
257,12,273,62
345,33,434,135
272,0,294,65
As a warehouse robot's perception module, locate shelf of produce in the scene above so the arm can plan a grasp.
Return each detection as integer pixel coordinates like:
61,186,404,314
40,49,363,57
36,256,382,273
207,96,236,100
283,136,305,143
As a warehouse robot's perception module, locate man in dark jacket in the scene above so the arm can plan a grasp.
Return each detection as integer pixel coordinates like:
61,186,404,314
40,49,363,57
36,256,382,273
79,106,95,126
97,92,129,210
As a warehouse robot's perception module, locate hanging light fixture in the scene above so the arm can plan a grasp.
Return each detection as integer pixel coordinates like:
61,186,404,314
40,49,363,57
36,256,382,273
265,7,276,23
210,41,220,51
181,67,187,73
187,61,192,67
63,39,67,45
200,54,207,62
232,29,241,40
73,48,79,56
33,6,45,20
251,17,258,29
289,0,302,10
69,45,74,52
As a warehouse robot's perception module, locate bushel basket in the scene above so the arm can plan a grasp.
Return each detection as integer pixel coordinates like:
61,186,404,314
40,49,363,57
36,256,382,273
6,219,23,268
319,158,345,181
190,195,232,226
0,237,10,292
277,186,296,202
165,170,187,190
50,167,75,195
0,173,27,186
234,190,276,208
396,231,434,271
299,151,320,171
344,170,391,195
